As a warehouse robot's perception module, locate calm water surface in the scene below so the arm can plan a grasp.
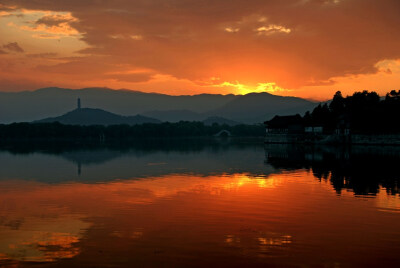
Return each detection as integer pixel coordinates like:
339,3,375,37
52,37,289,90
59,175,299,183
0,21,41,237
0,139,399,267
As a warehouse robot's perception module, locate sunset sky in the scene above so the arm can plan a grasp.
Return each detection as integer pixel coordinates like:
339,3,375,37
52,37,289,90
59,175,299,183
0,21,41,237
1,0,400,100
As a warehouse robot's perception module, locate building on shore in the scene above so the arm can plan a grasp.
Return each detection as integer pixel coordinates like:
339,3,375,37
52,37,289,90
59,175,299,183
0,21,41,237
264,114,353,144
264,115,327,144
264,114,400,145
265,115,304,134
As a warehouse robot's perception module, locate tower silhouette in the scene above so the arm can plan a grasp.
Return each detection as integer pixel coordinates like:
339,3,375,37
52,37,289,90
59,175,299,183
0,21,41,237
77,98,81,109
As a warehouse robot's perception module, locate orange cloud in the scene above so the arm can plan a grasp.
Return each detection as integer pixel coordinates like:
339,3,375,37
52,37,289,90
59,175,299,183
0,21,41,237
7,11,79,38
0,0,400,99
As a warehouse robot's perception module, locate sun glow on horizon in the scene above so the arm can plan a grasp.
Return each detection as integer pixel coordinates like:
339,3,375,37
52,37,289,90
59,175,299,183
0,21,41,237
216,81,291,95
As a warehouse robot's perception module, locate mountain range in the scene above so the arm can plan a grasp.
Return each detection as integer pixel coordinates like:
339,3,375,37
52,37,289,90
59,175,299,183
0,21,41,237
0,87,317,124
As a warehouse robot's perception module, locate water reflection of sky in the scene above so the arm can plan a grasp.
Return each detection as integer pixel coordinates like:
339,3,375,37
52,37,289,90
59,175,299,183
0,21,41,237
0,142,399,267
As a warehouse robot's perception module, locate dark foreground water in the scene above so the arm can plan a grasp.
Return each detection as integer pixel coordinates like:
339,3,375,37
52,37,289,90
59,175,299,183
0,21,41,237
0,139,399,267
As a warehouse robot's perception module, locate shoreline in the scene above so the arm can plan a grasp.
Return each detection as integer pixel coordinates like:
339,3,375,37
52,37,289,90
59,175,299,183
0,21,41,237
264,133,400,145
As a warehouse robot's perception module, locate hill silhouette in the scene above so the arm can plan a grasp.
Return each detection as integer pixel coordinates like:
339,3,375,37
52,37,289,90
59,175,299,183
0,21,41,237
0,87,316,124
35,108,160,125
202,116,240,126
207,92,316,123
142,109,204,122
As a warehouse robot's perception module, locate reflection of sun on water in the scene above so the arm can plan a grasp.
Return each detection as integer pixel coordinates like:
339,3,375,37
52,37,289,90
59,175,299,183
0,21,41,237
102,173,281,201
220,174,283,190
225,234,240,244
1,170,399,265
0,173,281,263
258,235,292,246
224,233,293,255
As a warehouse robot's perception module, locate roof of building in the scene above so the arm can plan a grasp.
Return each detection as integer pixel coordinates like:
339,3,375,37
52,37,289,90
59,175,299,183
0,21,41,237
264,114,303,128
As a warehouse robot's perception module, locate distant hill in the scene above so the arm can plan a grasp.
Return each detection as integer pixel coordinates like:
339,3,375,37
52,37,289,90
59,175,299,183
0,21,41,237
206,92,316,124
35,108,160,126
202,116,240,126
142,109,204,122
0,87,316,124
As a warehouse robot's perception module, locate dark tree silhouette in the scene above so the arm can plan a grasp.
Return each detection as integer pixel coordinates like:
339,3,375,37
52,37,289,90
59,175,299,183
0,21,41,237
304,90,400,134
0,121,265,140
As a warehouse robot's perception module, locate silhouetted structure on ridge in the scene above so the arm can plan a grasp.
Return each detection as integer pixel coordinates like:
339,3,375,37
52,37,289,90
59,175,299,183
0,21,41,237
77,98,81,109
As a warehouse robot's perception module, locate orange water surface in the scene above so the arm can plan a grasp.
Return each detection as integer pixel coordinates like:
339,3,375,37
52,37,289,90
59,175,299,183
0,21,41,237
0,142,399,267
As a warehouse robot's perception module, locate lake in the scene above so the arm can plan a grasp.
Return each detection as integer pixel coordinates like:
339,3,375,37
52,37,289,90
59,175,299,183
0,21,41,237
0,138,399,267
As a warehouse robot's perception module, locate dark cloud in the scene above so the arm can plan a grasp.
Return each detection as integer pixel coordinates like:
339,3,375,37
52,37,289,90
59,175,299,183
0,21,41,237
36,59,112,77
0,3,17,11
2,42,24,53
26,52,58,58
106,73,155,83
36,14,75,27
384,68,392,75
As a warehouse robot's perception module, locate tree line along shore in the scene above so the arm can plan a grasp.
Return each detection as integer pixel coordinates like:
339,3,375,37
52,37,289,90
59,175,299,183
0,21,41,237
0,121,265,140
